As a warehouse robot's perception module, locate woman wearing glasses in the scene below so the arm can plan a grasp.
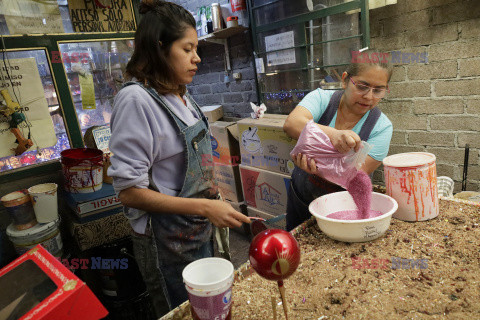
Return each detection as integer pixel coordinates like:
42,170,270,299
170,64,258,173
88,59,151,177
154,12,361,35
283,51,393,231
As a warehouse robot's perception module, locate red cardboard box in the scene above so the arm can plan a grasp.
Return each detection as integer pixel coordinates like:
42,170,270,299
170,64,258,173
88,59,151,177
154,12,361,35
0,245,108,320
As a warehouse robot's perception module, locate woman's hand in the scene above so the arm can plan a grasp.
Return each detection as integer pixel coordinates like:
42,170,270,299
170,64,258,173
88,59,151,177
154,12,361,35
327,129,361,153
203,200,251,228
292,153,317,175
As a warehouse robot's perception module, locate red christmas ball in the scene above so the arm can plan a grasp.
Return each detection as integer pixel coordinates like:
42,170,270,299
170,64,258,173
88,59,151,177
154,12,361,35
249,229,301,281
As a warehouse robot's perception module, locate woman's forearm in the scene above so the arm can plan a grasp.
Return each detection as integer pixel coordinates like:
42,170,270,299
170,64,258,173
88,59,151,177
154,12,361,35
119,186,208,216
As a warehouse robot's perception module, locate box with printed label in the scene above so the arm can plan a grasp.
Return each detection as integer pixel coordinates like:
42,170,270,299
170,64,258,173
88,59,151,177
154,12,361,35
247,206,286,230
64,183,120,215
210,121,240,166
214,164,243,203
237,116,297,175
200,105,224,123
0,245,108,320
239,164,290,216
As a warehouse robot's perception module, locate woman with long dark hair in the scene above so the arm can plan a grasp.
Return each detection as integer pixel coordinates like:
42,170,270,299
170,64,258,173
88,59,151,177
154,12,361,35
108,0,250,315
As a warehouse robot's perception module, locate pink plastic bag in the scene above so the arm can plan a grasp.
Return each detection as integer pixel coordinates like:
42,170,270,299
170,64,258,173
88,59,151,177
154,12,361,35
290,120,372,188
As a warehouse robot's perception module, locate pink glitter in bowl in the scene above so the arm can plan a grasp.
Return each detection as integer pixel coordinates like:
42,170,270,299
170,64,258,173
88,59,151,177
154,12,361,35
326,209,383,220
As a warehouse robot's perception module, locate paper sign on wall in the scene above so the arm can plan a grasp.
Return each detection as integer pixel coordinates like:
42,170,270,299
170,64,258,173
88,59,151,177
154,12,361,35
0,58,57,158
1,0,64,34
68,0,136,32
79,73,97,110
264,31,296,66
255,58,265,74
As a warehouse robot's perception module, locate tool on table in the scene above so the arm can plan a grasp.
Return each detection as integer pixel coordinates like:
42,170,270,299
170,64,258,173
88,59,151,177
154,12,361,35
0,89,33,155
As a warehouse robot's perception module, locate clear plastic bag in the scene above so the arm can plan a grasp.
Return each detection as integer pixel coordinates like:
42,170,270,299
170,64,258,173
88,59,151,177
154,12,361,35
290,120,372,188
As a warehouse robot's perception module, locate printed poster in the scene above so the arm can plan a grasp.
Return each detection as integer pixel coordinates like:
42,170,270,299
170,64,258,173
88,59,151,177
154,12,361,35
68,0,136,32
1,0,64,34
264,31,296,66
0,58,57,157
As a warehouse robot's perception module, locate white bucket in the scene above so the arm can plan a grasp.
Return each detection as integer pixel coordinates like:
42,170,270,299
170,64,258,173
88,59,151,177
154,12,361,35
383,152,438,221
6,218,63,257
182,258,234,320
28,183,58,223
309,191,398,243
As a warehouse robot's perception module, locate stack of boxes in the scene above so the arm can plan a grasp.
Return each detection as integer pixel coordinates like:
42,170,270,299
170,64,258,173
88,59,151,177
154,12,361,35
63,183,131,251
209,120,249,234
204,107,298,232
237,115,297,229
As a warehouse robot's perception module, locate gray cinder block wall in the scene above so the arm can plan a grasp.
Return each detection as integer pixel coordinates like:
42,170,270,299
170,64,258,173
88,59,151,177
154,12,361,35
370,0,480,192
171,0,258,117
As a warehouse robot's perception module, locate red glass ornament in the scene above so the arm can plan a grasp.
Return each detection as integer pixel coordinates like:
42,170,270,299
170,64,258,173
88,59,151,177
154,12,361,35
249,229,300,281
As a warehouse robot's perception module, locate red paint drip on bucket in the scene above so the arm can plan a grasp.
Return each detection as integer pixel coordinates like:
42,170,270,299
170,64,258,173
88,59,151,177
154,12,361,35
61,148,104,193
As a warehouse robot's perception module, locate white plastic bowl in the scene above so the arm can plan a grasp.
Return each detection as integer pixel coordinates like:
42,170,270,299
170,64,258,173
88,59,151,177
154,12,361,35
309,191,398,243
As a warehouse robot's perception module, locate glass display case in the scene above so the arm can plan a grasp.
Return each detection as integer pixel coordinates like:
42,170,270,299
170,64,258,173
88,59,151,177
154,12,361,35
248,0,369,114
0,0,138,178
0,49,70,172
58,39,134,132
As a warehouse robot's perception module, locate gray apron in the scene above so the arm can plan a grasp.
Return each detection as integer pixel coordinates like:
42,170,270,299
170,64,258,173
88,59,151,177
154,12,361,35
123,81,220,310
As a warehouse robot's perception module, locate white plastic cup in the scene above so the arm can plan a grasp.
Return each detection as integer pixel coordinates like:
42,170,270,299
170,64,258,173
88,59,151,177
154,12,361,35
182,258,234,320
28,183,59,223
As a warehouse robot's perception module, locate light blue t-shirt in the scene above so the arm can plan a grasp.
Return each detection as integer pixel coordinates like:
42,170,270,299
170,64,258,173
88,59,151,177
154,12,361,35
299,88,393,161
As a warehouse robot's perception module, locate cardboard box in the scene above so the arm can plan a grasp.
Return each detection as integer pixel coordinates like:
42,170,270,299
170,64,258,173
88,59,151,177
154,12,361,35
237,116,297,175
0,245,108,320
239,165,291,216
63,209,132,251
214,164,243,202
247,206,286,230
210,121,240,166
64,183,120,215
200,105,224,123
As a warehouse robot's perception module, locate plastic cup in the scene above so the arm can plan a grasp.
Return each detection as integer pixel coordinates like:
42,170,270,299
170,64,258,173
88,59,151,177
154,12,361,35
28,183,59,223
182,257,234,320
0,190,37,230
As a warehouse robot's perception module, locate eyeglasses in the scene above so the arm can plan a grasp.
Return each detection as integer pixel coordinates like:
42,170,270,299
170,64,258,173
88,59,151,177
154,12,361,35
349,77,389,99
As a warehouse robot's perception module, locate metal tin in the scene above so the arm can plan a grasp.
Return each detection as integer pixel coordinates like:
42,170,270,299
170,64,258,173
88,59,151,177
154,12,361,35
212,3,223,32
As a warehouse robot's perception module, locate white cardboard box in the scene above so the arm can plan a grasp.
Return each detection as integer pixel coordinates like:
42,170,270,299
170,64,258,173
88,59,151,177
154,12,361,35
237,116,297,175
210,121,240,166
239,164,291,216
200,105,224,123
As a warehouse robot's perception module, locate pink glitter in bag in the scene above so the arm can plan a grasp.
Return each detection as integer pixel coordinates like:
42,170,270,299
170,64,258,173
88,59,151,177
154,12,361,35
290,120,372,188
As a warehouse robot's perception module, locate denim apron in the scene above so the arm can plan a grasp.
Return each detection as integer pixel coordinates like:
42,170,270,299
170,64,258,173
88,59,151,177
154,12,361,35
123,81,218,310
286,90,382,231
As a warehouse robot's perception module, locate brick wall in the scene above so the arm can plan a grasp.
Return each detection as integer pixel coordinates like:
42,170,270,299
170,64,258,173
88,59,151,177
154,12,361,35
170,0,257,117
370,0,480,192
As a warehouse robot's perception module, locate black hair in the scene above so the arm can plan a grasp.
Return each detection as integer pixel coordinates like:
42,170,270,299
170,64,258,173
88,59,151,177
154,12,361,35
345,49,394,82
125,0,196,95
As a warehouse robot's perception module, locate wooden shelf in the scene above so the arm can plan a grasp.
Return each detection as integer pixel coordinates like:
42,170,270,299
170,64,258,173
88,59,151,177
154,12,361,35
198,25,247,43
